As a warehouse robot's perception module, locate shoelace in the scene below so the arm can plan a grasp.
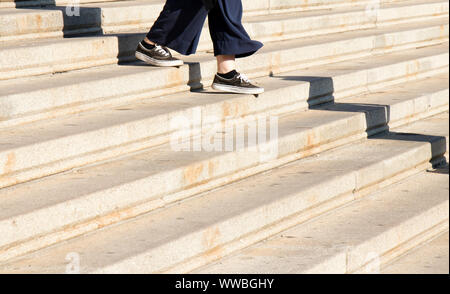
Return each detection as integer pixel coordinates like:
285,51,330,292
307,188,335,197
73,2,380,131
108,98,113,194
237,73,251,84
154,45,170,57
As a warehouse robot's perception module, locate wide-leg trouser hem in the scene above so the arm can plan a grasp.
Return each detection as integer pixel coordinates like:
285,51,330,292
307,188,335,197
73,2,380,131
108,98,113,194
212,39,263,58
146,0,263,58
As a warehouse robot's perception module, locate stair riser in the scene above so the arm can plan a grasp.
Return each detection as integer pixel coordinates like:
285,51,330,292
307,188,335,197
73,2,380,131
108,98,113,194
258,0,402,14
0,0,448,273
0,52,447,190
0,0,402,11
305,209,449,274
0,36,121,81
198,10,449,52
0,0,117,8
0,7,104,42
1,31,448,129
95,137,449,273
377,2,449,26
355,220,449,274
0,89,447,262
0,20,447,81
1,1,447,42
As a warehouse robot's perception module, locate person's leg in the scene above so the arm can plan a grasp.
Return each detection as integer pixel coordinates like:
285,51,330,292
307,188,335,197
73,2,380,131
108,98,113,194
135,0,208,67
209,0,263,58
143,37,155,46
209,0,264,94
146,0,208,55
216,55,236,74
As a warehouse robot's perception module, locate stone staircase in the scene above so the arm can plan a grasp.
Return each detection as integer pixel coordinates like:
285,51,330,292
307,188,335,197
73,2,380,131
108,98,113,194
0,0,448,273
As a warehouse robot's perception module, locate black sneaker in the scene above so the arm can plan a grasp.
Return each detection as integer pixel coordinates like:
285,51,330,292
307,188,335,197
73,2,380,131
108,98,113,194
212,72,264,95
135,41,184,67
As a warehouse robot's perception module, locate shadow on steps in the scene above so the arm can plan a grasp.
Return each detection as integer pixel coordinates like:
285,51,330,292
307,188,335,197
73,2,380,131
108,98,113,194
13,1,146,61
428,163,449,174
274,74,449,169
12,1,206,90
7,2,450,169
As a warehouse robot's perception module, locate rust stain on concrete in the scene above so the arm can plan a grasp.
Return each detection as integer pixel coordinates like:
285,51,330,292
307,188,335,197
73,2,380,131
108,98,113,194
406,60,420,79
270,52,282,75
167,69,183,88
306,131,317,148
35,15,43,30
183,163,204,186
222,102,231,117
239,101,250,118
271,31,284,38
208,161,215,178
440,24,447,38
300,0,310,9
3,152,16,175
202,245,225,262
203,226,221,249
202,226,226,261
222,100,250,119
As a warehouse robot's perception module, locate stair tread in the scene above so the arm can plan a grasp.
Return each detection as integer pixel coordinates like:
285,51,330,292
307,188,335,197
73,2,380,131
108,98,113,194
0,0,431,15
0,13,447,85
1,0,445,20
0,0,446,49
0,71,447,157
1,14,447,50
0,106,373,219
0,113,447,273
0,0,448,274
193,157,449,274
0,0,153,10
0,43,447,148
244,0,448,22
81,0,162,8
0,76,447,262
0,46,448,219
382,231,449,274
1,38,447,96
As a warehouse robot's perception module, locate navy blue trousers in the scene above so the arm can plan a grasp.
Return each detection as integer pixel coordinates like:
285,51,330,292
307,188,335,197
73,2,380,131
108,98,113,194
146,0,263,58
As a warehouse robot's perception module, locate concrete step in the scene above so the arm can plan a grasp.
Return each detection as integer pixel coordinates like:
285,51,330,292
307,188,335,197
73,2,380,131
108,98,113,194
0,35,447,130
238,0,449,47
193,155,449,274
382,230,449,274
0,113,447,273
0,0,404,12
0,0,447,42
0,44,447,189
0,74,447,262
0,0,119,9
0,16,447,81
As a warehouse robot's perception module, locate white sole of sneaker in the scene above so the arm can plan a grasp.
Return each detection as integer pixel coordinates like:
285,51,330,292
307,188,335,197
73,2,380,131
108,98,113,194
135,52,184,67
212,83,265,95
